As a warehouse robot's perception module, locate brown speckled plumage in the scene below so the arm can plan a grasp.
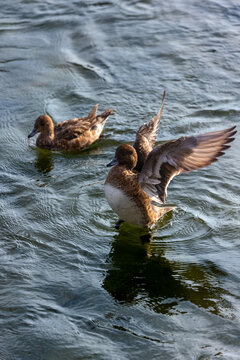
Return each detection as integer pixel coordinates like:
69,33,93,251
28,104,114,151
105,145,177,227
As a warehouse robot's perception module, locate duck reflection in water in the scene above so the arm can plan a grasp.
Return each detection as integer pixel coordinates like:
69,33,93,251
103,220,230,315
34,148,54,174
34,143,109,175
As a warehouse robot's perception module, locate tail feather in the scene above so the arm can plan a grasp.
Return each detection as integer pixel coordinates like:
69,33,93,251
98,109,114,123
88,104,98,120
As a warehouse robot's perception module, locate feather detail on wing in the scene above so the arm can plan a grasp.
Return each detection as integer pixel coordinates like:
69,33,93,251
138,126,237,203
133,91,165,171
54,105,114,141
54,104,99,133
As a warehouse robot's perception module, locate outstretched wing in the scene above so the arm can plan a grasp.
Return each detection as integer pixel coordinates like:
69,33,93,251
133,91,165,171
138,126,237,203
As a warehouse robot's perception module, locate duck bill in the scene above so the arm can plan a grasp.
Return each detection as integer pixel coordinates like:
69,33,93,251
28,128,38,138
107,158,118,167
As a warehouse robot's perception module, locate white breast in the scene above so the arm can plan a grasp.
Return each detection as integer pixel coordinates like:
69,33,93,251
104,183,146,227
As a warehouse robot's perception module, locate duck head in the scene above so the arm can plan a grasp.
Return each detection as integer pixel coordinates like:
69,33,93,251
28,115,54,138
107,144,138,170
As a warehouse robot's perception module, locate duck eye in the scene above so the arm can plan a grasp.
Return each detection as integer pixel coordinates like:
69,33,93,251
39,119,45,126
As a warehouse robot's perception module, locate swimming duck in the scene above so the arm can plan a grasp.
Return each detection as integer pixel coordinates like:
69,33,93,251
28,104,114,151
105,93,236,228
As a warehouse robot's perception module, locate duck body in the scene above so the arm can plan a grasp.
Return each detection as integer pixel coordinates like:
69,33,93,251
28,104,114,151
105,162,168,228
105,92,237,229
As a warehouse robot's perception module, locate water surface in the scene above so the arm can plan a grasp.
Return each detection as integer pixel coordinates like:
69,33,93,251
0,1,240,359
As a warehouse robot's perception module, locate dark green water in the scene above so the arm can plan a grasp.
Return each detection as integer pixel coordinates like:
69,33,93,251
0,1,240,359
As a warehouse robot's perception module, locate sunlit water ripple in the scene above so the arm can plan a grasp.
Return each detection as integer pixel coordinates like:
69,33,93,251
0,0,240,359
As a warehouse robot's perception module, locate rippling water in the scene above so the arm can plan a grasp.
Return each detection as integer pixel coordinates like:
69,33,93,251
0,0,240,359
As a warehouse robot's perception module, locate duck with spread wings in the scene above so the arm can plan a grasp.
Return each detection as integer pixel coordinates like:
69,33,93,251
105,92,236,228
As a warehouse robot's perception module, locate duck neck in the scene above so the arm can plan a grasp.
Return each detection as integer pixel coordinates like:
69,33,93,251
37,123,55,146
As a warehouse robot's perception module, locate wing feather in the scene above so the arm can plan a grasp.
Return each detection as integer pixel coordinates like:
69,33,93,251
54,107,113,141
139,126,237,203
133,91,165,171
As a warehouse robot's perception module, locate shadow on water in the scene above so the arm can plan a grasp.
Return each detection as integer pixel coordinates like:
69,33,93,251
103,220,231,315
33,137,118,174
34,148,54,174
